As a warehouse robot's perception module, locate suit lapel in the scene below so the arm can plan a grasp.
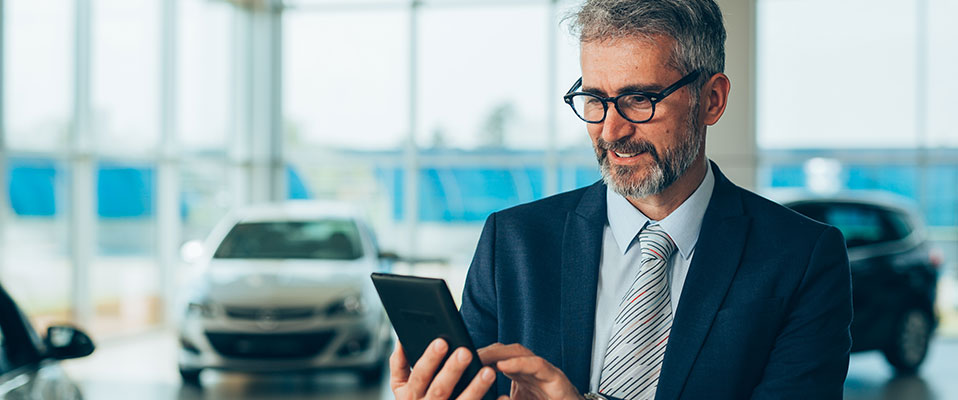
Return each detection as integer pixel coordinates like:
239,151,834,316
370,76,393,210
559,182,607,394
656,163,751,400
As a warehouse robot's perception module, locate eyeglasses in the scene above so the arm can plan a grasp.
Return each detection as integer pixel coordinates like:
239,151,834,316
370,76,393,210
562,70,701,124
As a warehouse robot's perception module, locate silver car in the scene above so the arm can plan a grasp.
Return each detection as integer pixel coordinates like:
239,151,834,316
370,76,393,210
177,202,393,385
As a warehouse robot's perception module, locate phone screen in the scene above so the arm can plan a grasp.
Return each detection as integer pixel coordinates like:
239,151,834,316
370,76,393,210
371,272,494,399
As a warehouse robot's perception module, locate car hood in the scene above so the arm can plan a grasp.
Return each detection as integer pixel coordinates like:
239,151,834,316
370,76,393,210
199,259,375,307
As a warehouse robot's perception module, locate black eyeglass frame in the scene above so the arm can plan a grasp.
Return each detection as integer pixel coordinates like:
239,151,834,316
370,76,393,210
562,70,701,124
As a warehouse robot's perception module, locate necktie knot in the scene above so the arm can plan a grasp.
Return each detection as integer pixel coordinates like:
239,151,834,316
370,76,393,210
639,224,676,263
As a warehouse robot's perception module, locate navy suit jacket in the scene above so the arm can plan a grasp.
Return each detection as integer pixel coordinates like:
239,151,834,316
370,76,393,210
460,163,853,399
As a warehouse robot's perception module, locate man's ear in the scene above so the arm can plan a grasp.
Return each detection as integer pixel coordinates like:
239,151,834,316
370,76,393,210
701,73,730,126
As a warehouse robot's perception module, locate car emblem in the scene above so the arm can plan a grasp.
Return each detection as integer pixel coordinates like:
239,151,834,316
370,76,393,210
256,309,279,330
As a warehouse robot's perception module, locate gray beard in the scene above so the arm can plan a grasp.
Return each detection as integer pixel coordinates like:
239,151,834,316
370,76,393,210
597,107,702,199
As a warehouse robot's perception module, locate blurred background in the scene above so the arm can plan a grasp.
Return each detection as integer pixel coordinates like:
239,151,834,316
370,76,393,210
0,0,956,398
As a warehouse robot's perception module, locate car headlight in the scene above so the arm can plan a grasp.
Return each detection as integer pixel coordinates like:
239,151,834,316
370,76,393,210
326,294,366,317
187,300,218,319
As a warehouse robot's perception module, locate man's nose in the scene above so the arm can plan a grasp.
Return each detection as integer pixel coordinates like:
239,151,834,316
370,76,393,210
600,104,633,143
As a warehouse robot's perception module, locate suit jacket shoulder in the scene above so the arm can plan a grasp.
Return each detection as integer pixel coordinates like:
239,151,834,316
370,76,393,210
494,181,603,225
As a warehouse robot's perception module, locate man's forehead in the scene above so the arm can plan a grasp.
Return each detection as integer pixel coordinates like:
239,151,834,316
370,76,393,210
579,34,675,61
579,37,677,93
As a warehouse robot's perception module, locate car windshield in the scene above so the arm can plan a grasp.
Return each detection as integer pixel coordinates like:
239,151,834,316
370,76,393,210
213,220,364,260
789,202,911,249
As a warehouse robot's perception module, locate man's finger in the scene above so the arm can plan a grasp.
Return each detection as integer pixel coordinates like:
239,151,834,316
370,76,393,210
477,343,535,365
455,366,497,400
389,345,411,391
496,356,558,382
426,347,473,399
406,338,449,397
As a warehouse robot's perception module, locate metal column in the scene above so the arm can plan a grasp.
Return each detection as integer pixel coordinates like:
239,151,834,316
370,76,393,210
0,0,8,249
70,0,95,326
403,0,421,257
157,0,181,325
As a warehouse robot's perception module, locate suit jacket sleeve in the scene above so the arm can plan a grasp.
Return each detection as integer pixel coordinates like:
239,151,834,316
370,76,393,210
461,213,499,353
751,225,853,399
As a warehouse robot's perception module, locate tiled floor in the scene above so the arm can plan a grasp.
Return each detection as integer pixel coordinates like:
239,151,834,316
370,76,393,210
845,337,958,400
62,330,390,400
62,330,958,400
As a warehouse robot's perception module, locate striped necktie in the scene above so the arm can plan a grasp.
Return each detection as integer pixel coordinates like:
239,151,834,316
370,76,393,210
599,224,677,400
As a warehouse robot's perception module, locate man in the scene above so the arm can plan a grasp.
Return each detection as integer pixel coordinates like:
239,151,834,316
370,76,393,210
389,0,853,399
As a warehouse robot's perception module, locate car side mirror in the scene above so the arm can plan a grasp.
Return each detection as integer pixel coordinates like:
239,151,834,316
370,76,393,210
45,325,95,360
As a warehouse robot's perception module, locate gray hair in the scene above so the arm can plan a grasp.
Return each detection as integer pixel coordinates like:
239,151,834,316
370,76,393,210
569,0,726,88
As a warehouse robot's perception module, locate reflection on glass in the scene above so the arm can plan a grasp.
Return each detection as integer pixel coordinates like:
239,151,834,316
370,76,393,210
180,161,232,241
92,0,160,154
927,0,958,147
4,0,73,151
418,5,547,149
757,0,918,149
283,161,399,249
92,160,159,336
0,158,72,329
555,9,590,150
178,0,232,153
284,10,409,151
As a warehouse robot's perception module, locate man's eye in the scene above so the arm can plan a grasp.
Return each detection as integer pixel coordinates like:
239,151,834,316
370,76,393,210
584,97,603,106
622,94,651,108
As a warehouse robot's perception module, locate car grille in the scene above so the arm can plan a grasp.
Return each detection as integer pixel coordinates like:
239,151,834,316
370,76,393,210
224,306,317,321
205,332,335,359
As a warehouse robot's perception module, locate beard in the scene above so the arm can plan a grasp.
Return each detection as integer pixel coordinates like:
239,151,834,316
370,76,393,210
596,104,703,199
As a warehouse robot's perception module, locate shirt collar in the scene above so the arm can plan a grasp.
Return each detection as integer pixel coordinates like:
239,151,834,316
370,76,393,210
606,162,715,259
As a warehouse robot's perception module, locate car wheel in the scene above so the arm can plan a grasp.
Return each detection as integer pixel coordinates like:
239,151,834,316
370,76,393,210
883,308,933,374
179,367,203,386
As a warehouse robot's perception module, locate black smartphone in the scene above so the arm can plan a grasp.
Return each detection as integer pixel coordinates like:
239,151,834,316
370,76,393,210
371,272,494,400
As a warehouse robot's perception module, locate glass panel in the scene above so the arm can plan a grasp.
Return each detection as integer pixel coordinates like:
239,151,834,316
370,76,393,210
1,157,73,329
177,0,233,153
284,161,400,250
92,0,161,154
214,220,364,260
927,0,958,147
180,160,233,242
3,0,73,151
823,205,887,248
884,210,913,241
286,0,410,6
284,10,409,151
556,0,590,150
418,5,547,149
284,9,407,256
178,160,233,300
91,160,159,335
757,0,917,149
418,166,543,222
924,164,958,227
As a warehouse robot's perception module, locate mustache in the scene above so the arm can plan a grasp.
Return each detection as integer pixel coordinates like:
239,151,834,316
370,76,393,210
595,137,660,162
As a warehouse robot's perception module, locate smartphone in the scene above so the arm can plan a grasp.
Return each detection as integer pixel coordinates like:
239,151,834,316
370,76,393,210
371,272,494,400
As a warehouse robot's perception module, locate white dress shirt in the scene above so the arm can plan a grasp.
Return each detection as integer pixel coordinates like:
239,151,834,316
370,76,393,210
588,162,716,393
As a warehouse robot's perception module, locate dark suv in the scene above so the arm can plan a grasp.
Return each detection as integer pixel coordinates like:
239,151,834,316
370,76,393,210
784,196,942,374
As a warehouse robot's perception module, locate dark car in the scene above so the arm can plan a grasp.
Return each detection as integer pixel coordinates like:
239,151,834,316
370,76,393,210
784,195,942,374
0,283,96,399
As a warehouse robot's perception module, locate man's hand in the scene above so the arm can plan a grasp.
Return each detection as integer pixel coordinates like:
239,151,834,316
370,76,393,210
390,338,497,400
479,343,583,400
